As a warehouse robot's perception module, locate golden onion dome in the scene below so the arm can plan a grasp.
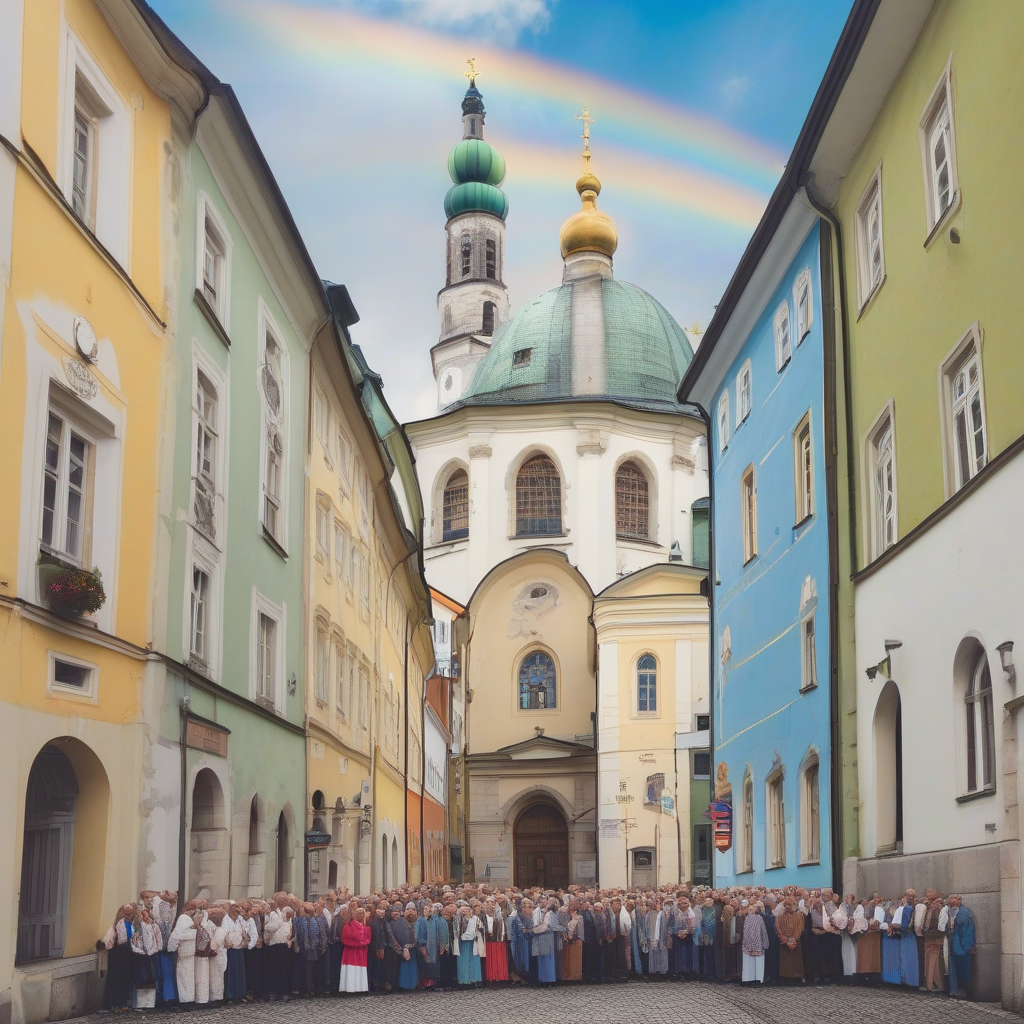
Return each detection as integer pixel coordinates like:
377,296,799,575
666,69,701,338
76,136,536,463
558,162,618,259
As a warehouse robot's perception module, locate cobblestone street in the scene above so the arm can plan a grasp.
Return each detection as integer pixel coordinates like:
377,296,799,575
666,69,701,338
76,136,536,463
74,984,1017,1024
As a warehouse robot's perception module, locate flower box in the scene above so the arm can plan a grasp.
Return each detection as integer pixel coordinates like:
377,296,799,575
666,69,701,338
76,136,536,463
37,557,105,618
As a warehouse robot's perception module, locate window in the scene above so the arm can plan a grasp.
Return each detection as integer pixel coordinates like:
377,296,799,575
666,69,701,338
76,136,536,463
261,329,286,542
316,498,330,564
335,641,348,718
42,411,92,564
194,372,218,539
773,301,792,371
248,796,260,855
515,454,562,536
946,340,987,491
801,614,817,691
637,654,657,714
334,522,348,579
793,414,813,523
855,166,885,309
965,648,995,794
315,624,329,704
741,464,757,564
202,216,227,318
696,714,710,732
920,65,958,232
736,360,752,425
512,348,531,367
518,650,557,710
460,237,472,277
48,651,97,699
72,102,96,229
794,269,813,342
800,756,821,864
482,301,495,336
256,612,277,706
767,769,785,868
692,751,711,780
360,550,371,617
740,773,753,873
715,393,730,455
358,663,369,728
337,429,351,483
615,460,650,540
189,566,210,666
868,409,897,558
485,239,496,279
442,470,469,541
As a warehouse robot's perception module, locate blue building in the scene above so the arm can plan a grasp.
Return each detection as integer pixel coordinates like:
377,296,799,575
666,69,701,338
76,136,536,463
679,195,835,888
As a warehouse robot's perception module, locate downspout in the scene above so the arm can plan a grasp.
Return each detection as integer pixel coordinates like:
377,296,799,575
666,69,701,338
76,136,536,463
403,610,409,884
801,178,855,893
178,694,191,903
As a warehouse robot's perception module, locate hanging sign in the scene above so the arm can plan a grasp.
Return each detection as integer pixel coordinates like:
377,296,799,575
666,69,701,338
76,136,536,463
708,800,732,852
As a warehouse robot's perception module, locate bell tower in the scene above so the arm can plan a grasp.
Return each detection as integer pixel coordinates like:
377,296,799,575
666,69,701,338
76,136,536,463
432,60,510,410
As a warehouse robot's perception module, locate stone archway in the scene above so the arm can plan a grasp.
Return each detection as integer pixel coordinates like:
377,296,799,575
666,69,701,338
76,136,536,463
514,803,569,889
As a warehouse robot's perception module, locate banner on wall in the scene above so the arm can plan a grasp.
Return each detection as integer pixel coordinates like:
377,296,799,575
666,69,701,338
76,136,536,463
708,800,732,852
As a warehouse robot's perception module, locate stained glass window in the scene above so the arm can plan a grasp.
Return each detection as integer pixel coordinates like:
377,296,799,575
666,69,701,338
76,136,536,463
515,455,562,536
518,651,556,710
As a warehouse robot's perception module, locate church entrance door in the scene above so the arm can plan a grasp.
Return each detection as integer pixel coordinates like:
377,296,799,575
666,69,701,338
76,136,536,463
514,803,569,889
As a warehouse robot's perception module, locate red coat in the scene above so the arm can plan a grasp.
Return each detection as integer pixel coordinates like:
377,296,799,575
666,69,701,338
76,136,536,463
341,920,371,968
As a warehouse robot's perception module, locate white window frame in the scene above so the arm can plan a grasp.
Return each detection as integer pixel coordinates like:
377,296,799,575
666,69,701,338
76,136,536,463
250,588,286,714
313,381,332,466
716,391,730,453
314,619,329,705
739,771,753,874
854,163,885,312
634,652,659,718
735,359,752,426
315,494,331,568
41,408,94,567
793,411,813,525
257,301,289,550
800,613,818,692
47,649,98,702
773,301,792,372
195,193,232,330
337,426,352,491
190,349,227,546
962,645,996,796
793,268,813,343
919,58,960,239
864,401,898,560
358,662,370,729
938,322,988,498
59,27,131,266
766,768,786,869
188,561,212,670
334,636,348,720
741,464,757,565
799,754,821,865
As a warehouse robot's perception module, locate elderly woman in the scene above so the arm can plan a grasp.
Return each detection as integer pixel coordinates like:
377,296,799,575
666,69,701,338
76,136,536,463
741,901,770,984
416,901,448,989
340,906,372,994
439,903,458,989
532,898,565,985
102,903,136,1009
482,896,509,985
455,903,484,987
391,903,421,991
564,901,584,982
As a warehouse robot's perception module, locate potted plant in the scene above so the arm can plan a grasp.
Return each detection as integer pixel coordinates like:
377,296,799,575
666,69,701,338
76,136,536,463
38,556,105,618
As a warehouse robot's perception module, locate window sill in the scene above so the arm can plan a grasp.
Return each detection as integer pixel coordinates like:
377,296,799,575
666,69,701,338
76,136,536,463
799,682,818,695
794,512,814,531
742,553,758,568
797,329,811,347
923,189,961,250
512,532,568,541
856,275,886,322
194,288,231,349
798,858,821,867
776,356,791,374
261,525,289,561
616,536,662,549
956,786,996,804
765,863,787,871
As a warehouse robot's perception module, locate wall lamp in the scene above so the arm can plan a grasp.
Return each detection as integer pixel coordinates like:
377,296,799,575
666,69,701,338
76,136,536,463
998,641,1016,686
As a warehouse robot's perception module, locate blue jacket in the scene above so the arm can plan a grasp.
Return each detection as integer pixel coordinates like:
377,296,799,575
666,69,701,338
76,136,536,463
949,906,976,956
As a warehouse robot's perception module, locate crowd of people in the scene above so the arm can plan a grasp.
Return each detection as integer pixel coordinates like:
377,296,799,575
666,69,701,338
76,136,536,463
100,882,979,1011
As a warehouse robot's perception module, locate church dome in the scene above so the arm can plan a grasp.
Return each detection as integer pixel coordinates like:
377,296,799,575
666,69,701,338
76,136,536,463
444,181,509,221
559,172,618,259
456,278,694,413
448,138,506,186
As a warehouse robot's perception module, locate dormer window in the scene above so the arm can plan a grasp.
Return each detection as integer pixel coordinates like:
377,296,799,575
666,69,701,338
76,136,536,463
512,348,531,367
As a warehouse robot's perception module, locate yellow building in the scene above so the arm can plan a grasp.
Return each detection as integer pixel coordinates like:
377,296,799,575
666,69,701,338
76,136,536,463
0,0,202,1019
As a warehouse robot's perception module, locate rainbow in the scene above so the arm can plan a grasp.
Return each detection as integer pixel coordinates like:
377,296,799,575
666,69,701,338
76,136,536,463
232,0,783,230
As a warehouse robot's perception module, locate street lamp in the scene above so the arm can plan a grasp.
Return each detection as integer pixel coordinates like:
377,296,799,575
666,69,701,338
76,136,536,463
997,641,1016,686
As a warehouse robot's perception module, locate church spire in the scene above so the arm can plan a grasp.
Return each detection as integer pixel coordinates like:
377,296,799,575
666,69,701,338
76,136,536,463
559,106,618,262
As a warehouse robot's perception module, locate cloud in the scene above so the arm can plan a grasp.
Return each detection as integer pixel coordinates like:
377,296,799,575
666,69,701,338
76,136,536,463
719,75,749,107
349,0,553,41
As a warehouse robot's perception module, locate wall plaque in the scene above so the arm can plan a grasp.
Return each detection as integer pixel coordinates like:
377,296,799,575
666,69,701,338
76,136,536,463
186,719,228,757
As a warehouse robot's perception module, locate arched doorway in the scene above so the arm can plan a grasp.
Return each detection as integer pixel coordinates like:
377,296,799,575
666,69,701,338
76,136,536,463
514,803,569,889
189,768,227,899
873,680,903,852
17,745,78,962
275,811,290,892
381,835,388,889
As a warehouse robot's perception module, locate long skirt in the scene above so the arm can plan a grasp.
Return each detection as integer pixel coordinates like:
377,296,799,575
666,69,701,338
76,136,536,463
881,934,901,984
245,946,267,999
856,931,881,975
269,944,291,998
194,956,210,1004
328,941,342,993
841,933,858,976
698,945,715,979
439,948,457,989
397,952,419,990
175,951,196,1004
779,940,804,980
156,951,177,1004
457,941,481,985
648,944,669,976
209,953,226,1003
742,952,765,983
822,933,844,980
225,949,246,1001
103,943,132,1008
565,939,583,981
676,935,698,975
536,951,556,984
339,963,368,993
899,931,920,987
721,942,742,982
555,940,566,981
485,941,509,982
132,952,157,1008
382,947,400,991
305,953,324,996
583,941,602,982
803,930,825,981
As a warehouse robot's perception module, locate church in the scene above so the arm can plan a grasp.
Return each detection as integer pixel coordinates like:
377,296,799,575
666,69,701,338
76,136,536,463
405,71,712,890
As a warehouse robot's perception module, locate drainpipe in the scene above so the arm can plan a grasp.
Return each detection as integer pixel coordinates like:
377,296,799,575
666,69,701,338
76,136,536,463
178,694,191,902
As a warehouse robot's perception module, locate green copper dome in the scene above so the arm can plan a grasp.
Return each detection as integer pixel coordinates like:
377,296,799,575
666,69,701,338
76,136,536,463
448,138,506,186
444,181,509,222
456,279,694,413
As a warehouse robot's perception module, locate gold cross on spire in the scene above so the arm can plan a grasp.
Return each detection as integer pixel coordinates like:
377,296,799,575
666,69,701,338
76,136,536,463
464,57,480,83
575,105,596,171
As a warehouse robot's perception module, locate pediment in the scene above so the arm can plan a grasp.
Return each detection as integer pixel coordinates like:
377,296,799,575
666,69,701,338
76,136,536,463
497,735,589,760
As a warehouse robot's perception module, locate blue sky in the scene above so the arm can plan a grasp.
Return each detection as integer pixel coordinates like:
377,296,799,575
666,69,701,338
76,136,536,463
149,0,852,419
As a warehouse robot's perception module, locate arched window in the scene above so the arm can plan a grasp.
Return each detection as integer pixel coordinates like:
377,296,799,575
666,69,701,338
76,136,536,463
275,811,290,891
740,771,753,873
381,836,388,889
482,301,496,335
800,754,820,864
485,239,496,279
637,654,657,713
965,646,995,794
191,768,222,829
515,455,562,536
615,460,650,540
766,766,785,868
460,237,472,277
392,837,399,885
518,651,557,710
248,795,260,855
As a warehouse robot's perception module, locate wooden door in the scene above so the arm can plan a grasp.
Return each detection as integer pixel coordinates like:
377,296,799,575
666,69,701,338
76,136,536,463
514,804,569,889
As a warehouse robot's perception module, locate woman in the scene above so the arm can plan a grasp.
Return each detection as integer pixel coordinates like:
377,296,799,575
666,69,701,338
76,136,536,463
532,899,564,985
130,907,160,1008
697,898,717,980
508,899,531,982
391,903,421,991
646,899,669,979
367,903,388,992
564,902,584,982
629,899,648,978
482,897,509,984
102,904,135,1009
718,902,742,982
455,904,484,987
167,904,197,1007
741,902,770,984
416,902,447,990
880,898,903,986
381,904,403,992
340,906,372,994
439,904,458,989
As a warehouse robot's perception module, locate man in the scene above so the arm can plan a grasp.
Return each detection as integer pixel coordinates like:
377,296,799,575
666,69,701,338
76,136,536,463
946,894,976,999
